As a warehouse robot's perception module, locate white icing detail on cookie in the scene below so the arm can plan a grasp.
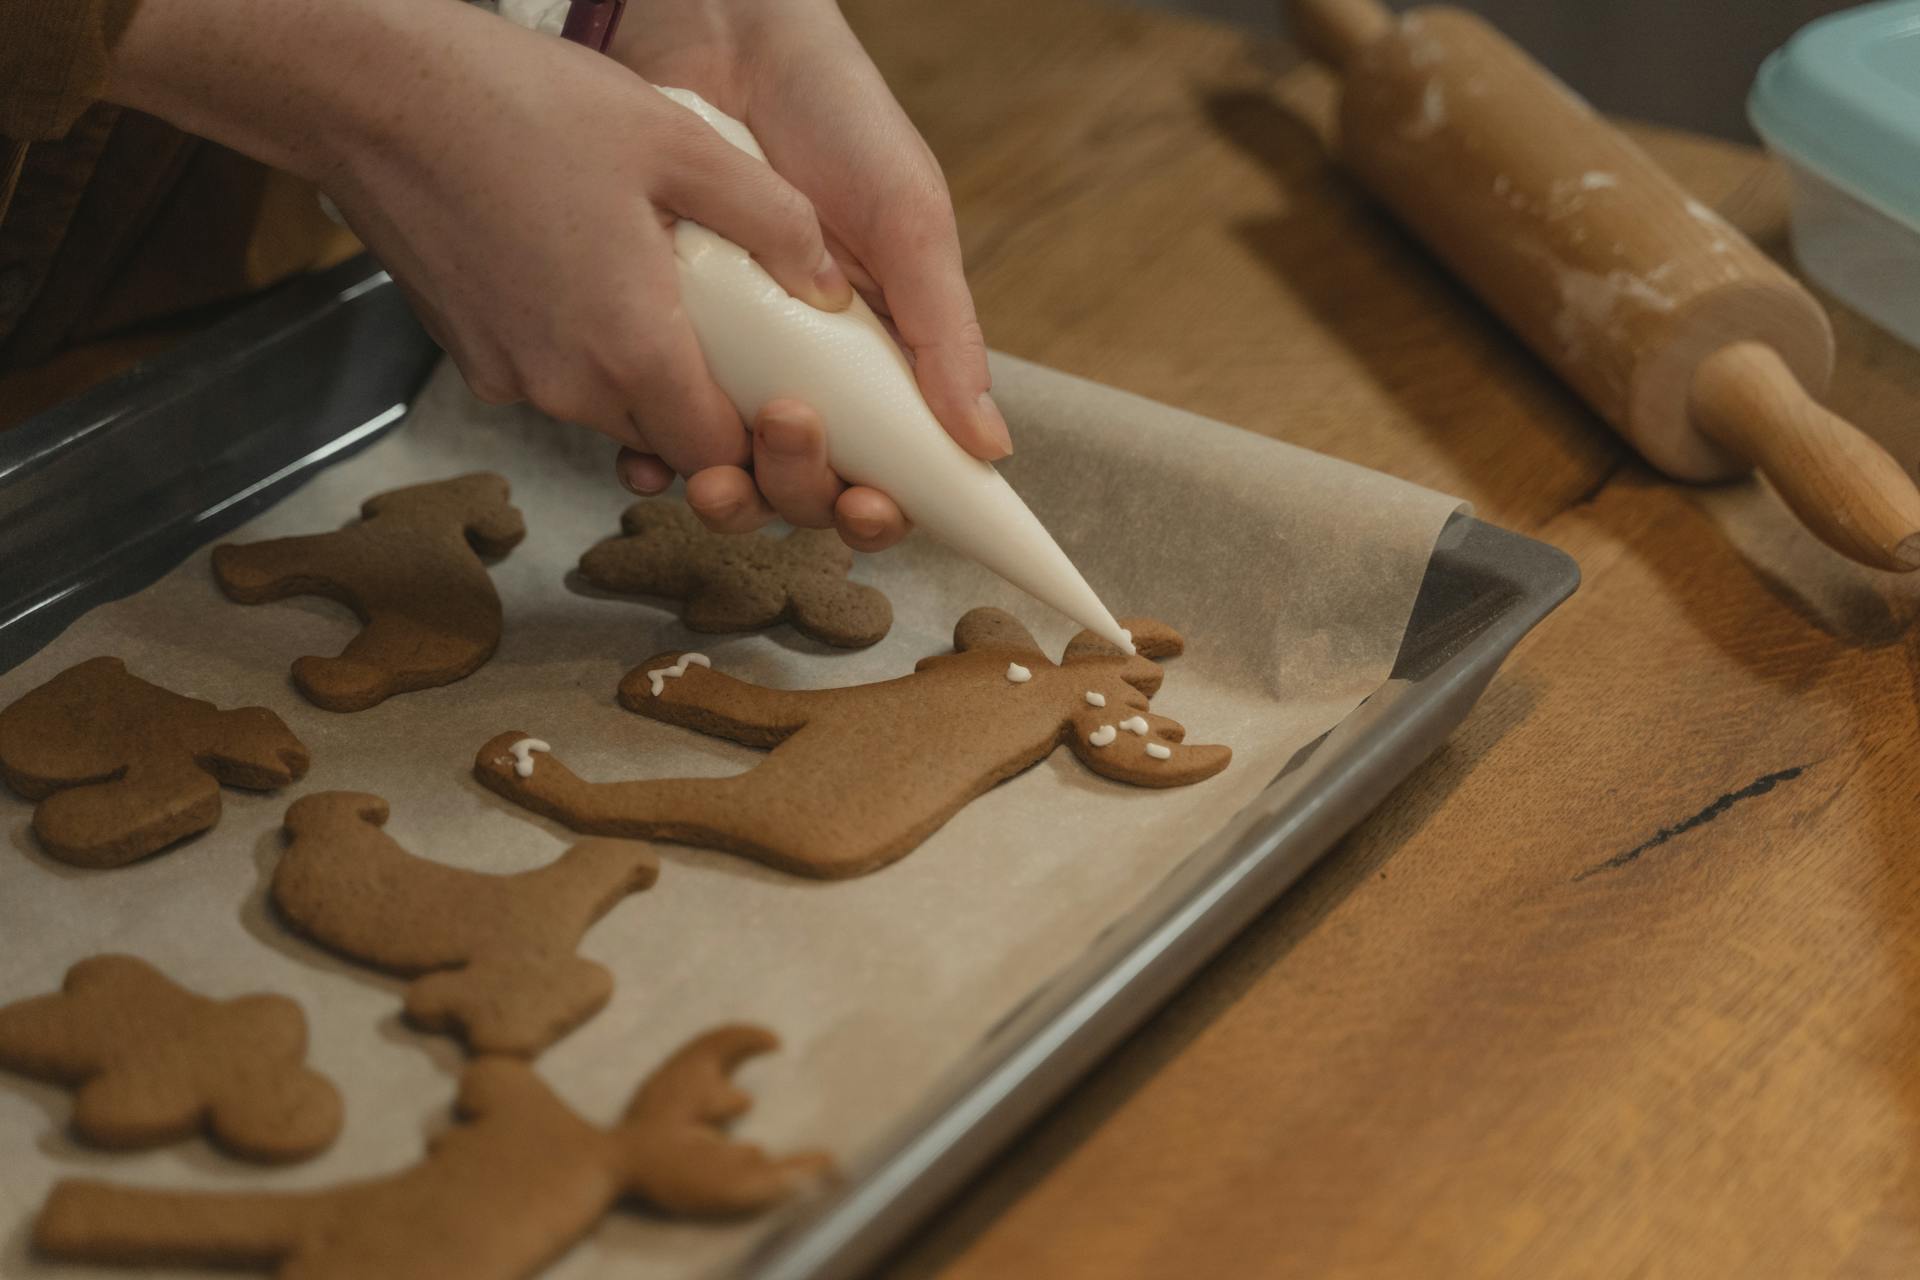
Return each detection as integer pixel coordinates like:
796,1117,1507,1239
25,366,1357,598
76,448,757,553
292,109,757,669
1006,662,1032,684
1146,743,1172,760
507,737,550,778
1084,690,1106,707
1118,715,1150,735
647,652,712,696
1088,725,1117,747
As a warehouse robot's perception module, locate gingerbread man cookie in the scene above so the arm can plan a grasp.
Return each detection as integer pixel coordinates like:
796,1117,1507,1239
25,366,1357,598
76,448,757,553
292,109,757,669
274,792,658,1056
579,500,892,647
37,1026,830,1279
474,607,1231,878
0,955,341,1162
0,656,310,867
212,473,526,712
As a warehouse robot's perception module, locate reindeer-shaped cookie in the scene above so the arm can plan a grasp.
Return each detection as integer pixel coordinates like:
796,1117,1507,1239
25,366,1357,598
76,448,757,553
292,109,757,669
475,607,1231,878
35,1026,830,1280
0,656,310,867
579,500,892,647
274,792,658,1056
0,955,341,1162
212,473,526,712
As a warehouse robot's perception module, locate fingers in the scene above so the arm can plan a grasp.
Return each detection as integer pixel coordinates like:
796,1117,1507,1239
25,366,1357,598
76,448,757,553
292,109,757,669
615,448,675,496
578,246,752,476
677,416,908,552
824,228,885,314
684,465,775,534
655,107,853,313
851,178,1009,461
751,400,842,529
746,400,910,550
834,486,910,552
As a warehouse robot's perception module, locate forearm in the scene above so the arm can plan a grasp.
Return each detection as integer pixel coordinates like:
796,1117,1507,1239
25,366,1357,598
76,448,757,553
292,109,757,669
102,0,481,183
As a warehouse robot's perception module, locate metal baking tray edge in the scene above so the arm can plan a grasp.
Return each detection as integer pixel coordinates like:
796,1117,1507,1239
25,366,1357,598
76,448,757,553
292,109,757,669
0,257,1579,1276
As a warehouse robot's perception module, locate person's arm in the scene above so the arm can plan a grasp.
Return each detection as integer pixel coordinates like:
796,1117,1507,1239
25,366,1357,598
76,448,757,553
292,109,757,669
105,0,851,477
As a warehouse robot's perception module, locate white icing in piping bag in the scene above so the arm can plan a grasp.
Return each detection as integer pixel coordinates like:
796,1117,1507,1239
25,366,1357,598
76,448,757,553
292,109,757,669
656,86,1134,654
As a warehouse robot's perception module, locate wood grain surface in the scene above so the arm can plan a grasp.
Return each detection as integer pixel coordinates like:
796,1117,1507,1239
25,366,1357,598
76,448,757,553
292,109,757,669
841,1,1920,1276
5,1,1917,1274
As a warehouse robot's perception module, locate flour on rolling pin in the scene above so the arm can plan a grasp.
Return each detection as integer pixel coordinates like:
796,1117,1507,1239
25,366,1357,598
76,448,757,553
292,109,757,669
1290,0,1920,571
1321,6,1827,478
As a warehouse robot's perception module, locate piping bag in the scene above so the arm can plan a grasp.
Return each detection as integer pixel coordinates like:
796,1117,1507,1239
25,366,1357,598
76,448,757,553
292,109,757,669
655,86,1136,655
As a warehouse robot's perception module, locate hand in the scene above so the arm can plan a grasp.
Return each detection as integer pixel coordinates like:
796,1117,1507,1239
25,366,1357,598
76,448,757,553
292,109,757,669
105,0,853,478
609,0,1011,551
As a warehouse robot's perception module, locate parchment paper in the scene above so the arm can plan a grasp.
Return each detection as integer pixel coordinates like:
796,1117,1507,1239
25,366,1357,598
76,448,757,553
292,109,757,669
0,352,1460,1278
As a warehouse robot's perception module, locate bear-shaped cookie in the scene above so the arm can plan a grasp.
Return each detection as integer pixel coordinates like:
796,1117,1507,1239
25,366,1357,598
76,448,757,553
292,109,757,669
0,656,309,867
0,954,340,1162
578,500,891,647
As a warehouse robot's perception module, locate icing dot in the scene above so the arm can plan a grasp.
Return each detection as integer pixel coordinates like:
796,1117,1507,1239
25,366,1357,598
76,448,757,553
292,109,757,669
1118,715,1150,735
507,737,549,777
1146,743,1172,760
1084,690,1106,707
1006,662,1032,684
647,652,711,697
1088,725,1117,747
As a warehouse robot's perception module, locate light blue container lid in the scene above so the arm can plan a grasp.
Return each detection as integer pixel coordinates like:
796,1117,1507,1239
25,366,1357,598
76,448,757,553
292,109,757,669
1750,0,1920,232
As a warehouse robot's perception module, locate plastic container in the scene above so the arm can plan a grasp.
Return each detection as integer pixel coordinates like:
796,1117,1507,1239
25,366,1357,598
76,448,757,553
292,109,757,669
1750,0,1920,349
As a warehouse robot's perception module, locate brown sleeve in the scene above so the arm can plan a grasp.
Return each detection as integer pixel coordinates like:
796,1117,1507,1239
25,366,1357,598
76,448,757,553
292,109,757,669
1,0,144,141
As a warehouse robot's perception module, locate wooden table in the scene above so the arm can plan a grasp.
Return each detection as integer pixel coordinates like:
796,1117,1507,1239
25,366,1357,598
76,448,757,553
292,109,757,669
843,1,1920,1276
4,1,1914,1274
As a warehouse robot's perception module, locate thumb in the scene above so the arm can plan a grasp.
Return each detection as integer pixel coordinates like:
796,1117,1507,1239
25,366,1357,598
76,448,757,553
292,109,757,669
653,106,853,313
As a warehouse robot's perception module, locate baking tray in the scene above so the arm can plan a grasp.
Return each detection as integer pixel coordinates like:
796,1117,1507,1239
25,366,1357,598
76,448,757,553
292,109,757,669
0,256,1577,1277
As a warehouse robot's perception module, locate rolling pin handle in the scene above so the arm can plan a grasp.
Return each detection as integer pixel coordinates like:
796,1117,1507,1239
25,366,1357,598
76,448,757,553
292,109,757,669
1689,342,1920,572
1285,0,1395,70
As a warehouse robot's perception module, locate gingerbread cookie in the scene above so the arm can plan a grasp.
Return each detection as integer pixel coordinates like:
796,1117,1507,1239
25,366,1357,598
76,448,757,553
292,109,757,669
37,1026,830,1278
0,955,340,1162
273,792,657,1056
0,656,310,868
212,473,526,712
474,607,1231,878
579,500,891,647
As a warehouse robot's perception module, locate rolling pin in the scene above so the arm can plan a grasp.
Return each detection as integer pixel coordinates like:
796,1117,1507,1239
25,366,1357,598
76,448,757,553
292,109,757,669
1288,0,1920,570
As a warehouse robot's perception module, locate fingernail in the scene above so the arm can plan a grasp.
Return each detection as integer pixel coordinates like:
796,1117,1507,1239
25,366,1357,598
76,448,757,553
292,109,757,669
758,412,813,458
692,496,743,522
623,468,671,496
812,250,852,311
976,392,1013,459
845,514,885,540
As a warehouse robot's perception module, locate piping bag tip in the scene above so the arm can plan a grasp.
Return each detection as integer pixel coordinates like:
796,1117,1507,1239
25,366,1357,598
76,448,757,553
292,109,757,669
980,514,1135,656
654,82,1141,648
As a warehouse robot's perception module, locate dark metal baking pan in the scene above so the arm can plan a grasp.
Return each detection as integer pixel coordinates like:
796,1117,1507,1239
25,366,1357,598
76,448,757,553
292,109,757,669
0,255,1578,1275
